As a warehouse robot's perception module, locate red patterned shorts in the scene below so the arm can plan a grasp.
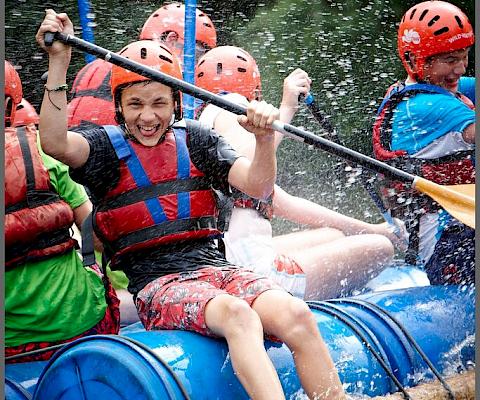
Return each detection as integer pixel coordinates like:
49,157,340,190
271,254,306,299
5,265,120,364
135,266,282,336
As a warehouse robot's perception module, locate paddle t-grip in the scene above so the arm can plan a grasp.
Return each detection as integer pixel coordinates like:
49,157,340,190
44,32,56,46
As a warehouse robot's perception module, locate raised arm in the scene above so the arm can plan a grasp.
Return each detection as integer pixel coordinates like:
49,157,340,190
228,100,279,200
277,68,311,146
36,9,90,168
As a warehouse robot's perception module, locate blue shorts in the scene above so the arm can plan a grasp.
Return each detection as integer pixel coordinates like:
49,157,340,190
424,222,475,285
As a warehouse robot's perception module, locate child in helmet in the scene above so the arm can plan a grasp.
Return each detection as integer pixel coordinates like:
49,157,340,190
372,0,475,285
36,10,345,400
195,45,403,300
5,60,120,363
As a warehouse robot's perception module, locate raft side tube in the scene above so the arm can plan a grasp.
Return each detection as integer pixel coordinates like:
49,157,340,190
6,285,474,399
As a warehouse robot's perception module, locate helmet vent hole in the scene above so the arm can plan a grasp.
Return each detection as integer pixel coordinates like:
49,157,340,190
159,54,173,64
198,60,205,67
409,8,417,20
141,48,147,59
153,13,159,17
419,9,428,21
217,63,222,74
236,55,248,62
433,27,449,36
427,15,440,27
455,15,464,29
237,67,247,73
197,72,204,78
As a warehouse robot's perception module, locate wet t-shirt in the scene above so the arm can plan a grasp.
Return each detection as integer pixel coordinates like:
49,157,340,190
70,119,241,295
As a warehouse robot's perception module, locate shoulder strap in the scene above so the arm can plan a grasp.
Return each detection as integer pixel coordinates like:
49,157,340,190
377,82,454,115
173,125,191,219
16,126,36,193
81,212,97,266
104,125,131,159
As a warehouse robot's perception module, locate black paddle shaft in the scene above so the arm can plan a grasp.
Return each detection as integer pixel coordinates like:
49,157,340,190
44,31,415,183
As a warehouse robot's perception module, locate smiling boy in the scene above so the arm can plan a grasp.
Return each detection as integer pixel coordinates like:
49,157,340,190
36,9,345,400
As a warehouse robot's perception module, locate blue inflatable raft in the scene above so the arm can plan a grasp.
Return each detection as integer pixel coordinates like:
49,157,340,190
5,285,475,399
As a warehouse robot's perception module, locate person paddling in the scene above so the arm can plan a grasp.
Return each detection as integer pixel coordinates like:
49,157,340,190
372,0,475,285
36,10,345,400
195,45,403,300
5,60,120,363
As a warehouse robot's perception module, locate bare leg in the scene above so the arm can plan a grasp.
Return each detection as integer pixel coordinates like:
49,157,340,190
253,290,345,400
272,228,345,255
291,234,394,300
205,294,286,400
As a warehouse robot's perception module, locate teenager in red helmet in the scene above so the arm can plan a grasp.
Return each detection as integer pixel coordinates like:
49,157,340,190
37,10,345,400
140,2,216,62
5,60,119,363
372,0,475,285
196,46,403,300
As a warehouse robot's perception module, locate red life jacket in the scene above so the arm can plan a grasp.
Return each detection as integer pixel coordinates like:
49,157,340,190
372,82,475,264
5,126,77,268
67,59,117,129
93,125,221,268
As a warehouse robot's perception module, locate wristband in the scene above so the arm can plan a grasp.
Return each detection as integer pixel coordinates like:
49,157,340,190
44,84,68,110
44,83,69,92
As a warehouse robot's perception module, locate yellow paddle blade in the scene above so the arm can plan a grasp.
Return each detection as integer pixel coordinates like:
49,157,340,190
450,183,475,197
414,178,475,229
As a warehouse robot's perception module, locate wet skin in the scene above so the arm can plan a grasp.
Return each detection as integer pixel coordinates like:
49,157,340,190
120,81,176,147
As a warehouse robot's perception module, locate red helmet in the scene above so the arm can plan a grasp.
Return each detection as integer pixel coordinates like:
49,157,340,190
13,99,39,127
111,40,183,120
5,60,23,126
195,46,262,101
398,1,474,80
68,59,116,129
140,3,217,52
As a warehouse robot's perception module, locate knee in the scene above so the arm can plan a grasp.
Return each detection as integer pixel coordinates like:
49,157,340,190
363,234,394,261
223,299,263,337
279,298,319,344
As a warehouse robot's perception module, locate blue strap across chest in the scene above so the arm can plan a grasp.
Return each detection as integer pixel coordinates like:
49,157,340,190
377,83,454,115
173,127,191,219
104,125,167,224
